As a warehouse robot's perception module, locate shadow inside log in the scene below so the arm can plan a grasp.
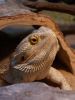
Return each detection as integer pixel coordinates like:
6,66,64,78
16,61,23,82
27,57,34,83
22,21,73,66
0,25,35,60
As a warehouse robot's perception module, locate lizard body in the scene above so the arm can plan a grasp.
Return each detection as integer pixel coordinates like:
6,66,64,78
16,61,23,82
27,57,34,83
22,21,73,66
2,26,71,90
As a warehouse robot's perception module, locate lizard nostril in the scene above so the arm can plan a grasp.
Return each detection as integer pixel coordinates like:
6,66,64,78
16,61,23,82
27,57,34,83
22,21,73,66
21,56,25,62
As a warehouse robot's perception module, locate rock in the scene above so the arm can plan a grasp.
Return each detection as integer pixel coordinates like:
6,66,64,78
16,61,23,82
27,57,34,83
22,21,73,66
0,82,75,100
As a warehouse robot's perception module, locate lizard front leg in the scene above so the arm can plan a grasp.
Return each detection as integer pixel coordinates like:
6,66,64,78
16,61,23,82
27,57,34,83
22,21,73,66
46,67,72,90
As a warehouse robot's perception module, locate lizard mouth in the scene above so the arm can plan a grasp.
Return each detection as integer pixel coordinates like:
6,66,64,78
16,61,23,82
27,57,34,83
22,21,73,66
10,47,51,74
10,51,44,74
10,52,28,67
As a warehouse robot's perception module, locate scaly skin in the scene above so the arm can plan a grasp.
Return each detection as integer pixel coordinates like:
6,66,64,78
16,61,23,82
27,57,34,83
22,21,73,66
4,26,71,90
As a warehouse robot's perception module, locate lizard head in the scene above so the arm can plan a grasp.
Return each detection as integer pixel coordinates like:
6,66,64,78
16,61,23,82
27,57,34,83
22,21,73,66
5,26,59,83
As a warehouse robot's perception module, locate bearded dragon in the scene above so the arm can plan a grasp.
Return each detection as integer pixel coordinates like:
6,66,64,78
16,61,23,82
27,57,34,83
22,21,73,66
1,26,72,90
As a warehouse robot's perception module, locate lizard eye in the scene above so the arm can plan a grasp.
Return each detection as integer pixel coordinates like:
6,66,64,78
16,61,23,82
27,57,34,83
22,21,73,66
29,35,39,45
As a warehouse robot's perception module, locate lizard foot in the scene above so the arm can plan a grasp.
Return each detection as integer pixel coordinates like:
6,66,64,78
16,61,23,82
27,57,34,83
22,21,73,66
46,67,72,90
